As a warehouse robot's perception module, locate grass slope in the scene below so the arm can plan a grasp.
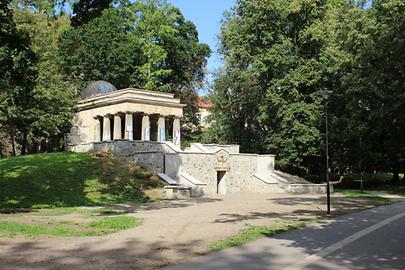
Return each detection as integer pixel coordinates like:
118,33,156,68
0,152,161,210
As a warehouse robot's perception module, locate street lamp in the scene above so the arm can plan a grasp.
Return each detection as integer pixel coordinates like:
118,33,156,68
324,89,333,215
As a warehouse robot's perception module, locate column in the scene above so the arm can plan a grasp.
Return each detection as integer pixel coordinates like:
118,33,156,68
157,116,166,142
141,114,150,141
125,112,133,140
172,117,181,146
103,115,111,141
113,114,122,140
94,116,101,142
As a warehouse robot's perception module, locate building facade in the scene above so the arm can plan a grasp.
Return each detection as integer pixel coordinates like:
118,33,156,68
67,81,330,197
66,81,185,151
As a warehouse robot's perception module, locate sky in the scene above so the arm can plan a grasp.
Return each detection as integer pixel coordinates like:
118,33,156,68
167,0,236,90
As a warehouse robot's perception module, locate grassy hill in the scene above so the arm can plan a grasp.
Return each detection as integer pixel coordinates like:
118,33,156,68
0,152,161,210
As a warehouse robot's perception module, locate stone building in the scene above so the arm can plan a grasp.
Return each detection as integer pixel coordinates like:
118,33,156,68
66,81,184,152
67,81,330,197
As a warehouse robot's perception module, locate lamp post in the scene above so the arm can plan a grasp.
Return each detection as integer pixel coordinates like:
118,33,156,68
324,89,333,215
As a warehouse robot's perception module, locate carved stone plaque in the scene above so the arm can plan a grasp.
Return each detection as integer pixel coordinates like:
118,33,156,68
215,154,230,171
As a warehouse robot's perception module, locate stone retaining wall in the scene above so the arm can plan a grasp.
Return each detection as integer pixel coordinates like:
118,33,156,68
68,141,330,196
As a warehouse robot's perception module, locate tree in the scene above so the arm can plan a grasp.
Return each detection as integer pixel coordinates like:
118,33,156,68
13,9,76,152
11,0,73,16
71,0,113,26
61,0,210,139
60,6,144,89
210,0,337,175
329,0,405,181
0,0,37,155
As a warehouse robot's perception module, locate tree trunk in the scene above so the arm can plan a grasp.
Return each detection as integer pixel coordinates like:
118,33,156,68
21,132,28,155
10,132,16,156
392,164,400,183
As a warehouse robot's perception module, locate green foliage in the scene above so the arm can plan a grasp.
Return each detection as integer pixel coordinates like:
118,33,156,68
0,152,157,210
60,0,210,131
60,7,144,89
11,0,72,16
209,0,334,175
71,0,113,26
0,215,141,237
208,0,405,180
13,10,77,152
209,221,310,250
328,0,405,179
0,1,38,155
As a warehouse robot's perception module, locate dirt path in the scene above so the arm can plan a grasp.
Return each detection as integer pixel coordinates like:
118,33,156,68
0,193,388,270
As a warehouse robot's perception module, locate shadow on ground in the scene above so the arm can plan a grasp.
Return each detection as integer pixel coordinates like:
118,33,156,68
165,202,405,270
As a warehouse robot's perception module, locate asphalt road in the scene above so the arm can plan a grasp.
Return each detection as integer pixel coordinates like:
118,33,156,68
165,201,405,270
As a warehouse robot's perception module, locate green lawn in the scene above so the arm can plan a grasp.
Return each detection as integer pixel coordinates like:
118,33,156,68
209,221,310,250
0,209,141,237
0,152,161,210
336,190,390,202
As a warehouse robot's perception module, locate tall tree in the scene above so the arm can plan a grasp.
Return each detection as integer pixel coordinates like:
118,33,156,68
210,0,336,175
13,9,76,152
0,0,37,154
60,6,144,89
61,0,210,141
329,0,405,180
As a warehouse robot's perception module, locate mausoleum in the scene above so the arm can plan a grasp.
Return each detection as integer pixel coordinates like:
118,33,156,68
67,81,330,197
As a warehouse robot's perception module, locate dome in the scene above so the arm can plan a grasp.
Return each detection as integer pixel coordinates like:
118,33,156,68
82,81,117,98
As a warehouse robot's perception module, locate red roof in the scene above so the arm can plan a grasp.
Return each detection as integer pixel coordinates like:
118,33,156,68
196,96,214,109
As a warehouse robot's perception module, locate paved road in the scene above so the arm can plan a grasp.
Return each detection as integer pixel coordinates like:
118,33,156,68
166,202,405,270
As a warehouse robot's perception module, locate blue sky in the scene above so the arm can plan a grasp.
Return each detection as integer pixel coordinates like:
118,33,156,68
167,0,236,87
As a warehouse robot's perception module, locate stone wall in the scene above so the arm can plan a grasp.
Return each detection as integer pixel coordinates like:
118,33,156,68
164,151,281,195
67,140,175,173
68,140,330,196
165,152,218,195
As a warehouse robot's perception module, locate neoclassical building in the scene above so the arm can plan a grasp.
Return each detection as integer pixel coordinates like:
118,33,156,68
67,81,330,197
67,81,184,149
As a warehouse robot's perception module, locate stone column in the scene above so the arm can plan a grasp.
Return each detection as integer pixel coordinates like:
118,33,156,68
172,117,181,146
103,115,111,141
141,114,150,141
94,116,101,142
157,116,166,142
113,114,122,140
125,112,133,140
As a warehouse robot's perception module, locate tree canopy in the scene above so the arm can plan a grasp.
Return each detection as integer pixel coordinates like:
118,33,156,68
208,0,405,180
1,0,210,156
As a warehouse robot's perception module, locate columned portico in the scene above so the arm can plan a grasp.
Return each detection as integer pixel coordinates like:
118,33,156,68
103,115,112,141
157,116,166,142
94,116,102,142
141,114,150,141
173,117,181,146
69,86,185,147
113,113,122,140
125,112,133,140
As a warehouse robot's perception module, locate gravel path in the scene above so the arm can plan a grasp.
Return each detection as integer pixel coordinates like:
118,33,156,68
0,192,387,270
